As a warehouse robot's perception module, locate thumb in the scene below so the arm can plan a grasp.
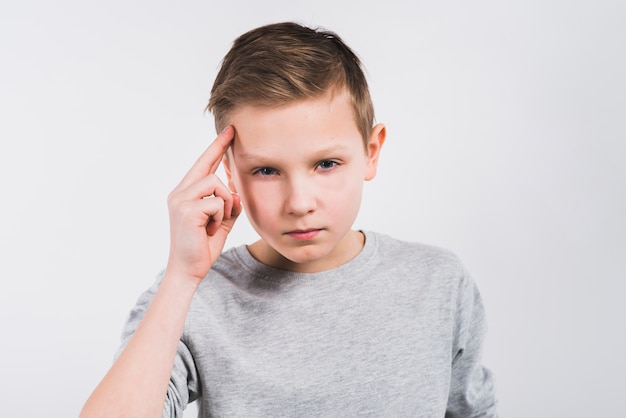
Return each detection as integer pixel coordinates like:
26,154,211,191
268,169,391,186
230,193,243,220
220,193,243,233
209,194,243,260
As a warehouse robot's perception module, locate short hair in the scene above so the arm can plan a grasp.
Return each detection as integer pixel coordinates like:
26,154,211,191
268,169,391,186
207,22,374,145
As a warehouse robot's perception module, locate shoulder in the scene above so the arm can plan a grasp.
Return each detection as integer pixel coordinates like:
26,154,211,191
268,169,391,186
199,244,255,290
361,231,473,308
367,231,465,277
211,245,248,275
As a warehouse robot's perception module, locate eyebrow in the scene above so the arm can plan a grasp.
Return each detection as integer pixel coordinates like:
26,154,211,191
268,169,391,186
236,144,352,162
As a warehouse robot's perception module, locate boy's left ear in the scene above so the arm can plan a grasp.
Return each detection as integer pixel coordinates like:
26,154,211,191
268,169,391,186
365,123,386,181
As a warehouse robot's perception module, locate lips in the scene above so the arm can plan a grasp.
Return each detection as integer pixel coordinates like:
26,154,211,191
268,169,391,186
285,228,322,241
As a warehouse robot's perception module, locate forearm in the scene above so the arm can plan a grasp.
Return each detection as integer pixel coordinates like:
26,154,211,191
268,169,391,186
80,273,199,418
81,126,240,417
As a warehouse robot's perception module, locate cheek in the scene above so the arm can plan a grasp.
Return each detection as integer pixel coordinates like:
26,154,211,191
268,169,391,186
320,175,364,214
236,178,281,221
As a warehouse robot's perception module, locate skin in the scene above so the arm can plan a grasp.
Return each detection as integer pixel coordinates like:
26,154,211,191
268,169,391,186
224,89,386,273
80,88,384,417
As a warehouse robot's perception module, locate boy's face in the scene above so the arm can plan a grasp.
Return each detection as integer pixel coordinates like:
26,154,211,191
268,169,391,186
224,90,385,273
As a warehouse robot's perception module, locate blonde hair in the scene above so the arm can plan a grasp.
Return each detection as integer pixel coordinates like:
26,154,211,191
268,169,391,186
207,22,374,145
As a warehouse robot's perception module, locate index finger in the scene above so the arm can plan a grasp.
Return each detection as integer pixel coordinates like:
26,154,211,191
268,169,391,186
178,125,234,189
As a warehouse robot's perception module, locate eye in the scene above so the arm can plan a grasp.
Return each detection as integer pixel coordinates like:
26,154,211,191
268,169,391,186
317,160,338,170
254,167,278,176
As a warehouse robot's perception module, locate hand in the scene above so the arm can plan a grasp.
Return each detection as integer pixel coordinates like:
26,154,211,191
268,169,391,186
165,126,243,283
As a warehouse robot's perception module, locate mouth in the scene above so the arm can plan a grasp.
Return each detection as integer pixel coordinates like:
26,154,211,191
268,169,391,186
285,228,322,241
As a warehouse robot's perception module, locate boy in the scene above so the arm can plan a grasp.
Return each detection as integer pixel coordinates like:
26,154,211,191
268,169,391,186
81,22,497,417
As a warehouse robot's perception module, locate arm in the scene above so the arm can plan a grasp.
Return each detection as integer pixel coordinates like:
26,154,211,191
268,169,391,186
445,271,498,418
80,126,242,418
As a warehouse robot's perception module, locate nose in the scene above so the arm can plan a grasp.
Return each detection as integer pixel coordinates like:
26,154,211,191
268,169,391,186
284,175,317,216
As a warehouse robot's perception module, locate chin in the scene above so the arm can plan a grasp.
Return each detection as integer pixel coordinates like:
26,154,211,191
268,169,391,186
273,244,334,271
280,246,328,263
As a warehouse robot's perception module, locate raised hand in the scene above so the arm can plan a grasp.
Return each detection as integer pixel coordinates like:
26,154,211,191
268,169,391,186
165,126,243,283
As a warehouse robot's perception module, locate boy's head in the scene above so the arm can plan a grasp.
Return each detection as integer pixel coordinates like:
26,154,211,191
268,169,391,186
211,22,386,273
207,22,374,146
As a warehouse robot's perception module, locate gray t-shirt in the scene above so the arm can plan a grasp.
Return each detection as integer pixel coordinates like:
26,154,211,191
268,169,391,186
120,231,497,417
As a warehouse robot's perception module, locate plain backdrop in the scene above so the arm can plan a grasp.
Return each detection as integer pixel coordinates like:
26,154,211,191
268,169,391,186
1,0,624,416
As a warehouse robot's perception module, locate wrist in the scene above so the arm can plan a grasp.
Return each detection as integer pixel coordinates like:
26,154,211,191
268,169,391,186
161,268,204,293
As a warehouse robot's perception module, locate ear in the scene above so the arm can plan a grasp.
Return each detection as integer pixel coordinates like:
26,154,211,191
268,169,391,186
222,151,238,193
364,123,386,181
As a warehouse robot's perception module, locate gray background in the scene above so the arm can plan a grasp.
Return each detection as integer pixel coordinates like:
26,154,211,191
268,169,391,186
1,0,624,416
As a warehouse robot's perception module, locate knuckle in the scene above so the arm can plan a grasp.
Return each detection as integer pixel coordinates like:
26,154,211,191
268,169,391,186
167,192,181,207
178,201,196,217
207,196,225,212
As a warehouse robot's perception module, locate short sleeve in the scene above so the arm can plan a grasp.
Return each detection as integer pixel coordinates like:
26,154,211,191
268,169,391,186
116,273,200,418
445,270,498,417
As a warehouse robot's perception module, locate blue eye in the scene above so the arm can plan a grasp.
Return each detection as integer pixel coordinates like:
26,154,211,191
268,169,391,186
256,167,277,176
317,160,337,170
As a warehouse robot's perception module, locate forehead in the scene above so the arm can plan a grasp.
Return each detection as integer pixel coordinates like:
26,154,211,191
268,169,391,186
228,90,361,154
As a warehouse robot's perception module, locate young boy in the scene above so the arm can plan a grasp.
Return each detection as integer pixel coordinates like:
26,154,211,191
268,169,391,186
81,22,497,417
